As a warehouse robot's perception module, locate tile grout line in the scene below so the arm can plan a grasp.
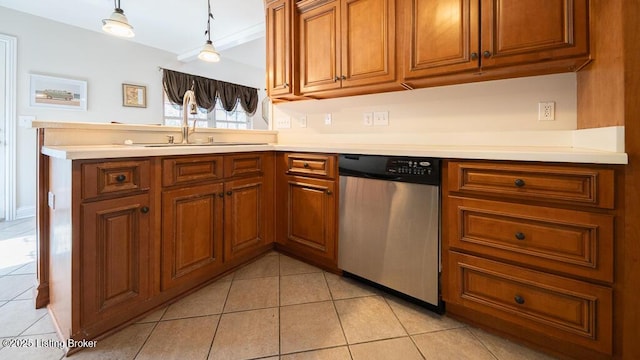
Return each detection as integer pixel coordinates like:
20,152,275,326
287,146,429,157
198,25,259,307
322,271,354,360
205,274,233,360
381,296,427,360
467,327,501,360
277,253,282,357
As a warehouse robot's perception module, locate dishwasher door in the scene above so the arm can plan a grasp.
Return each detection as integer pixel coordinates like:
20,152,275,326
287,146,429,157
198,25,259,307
338,175,440,306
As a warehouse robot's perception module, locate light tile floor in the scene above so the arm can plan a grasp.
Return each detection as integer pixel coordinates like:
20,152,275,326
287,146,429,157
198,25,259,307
0,218,558,360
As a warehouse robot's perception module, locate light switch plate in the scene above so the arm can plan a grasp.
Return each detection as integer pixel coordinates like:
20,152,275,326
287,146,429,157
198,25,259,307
299,116,307,128
363,112,373,126
373,111,389,126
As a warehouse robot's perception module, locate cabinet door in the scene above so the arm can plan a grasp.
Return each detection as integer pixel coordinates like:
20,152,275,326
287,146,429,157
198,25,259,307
480,0,589,69
341,0,396,87
161,183,224,291
403,0,479,78
266,0,295,97
224,177,266,261
299,1,342,93
80,194,150,328
283,176,337,262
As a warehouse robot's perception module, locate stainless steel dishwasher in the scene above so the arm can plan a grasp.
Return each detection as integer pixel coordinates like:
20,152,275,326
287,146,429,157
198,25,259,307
338,154,442,311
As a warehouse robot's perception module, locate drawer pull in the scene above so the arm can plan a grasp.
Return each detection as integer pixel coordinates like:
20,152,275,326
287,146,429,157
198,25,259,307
326,190,333,195
140,206,149,214
514,295,525,305
514,178,526,187
303,162,310,168
515,232,526,240
226,191,233,196
219,193,225,198
116,174,126,183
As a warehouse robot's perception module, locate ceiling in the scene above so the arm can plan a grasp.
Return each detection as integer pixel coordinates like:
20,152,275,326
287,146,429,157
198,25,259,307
0,0,267,69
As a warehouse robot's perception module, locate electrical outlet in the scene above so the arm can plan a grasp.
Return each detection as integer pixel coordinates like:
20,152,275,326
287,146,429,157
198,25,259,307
299,116,307,128
363,112,373,126
276,116,291,129
324,113,332,125
373,111,389,126
538,101,555,121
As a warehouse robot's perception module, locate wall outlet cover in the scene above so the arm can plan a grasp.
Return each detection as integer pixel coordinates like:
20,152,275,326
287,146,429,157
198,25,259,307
324,113,332,125
373,111,389,126
276,116,291,129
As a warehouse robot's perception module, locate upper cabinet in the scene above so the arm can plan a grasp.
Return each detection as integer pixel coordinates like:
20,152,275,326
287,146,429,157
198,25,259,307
298,0,396,94
402,0,590,84
266,0,297,98
265,0,590,100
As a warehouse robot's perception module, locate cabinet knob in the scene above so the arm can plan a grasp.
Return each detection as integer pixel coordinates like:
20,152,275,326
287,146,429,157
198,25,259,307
483,50,492,58
515,232,526,240
303,162,310,168
514,178,526,187
284,82,289,87
326,190,333,195
341,75,346,80
470,52,478,60
226,191,233,196
514,295,525,305
219,192,225,198
334,76,340,82
140,206,149,214
116,174,126,183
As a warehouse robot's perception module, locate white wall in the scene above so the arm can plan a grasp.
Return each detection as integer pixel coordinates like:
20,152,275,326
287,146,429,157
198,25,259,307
0,6,266,218
274,73,578,145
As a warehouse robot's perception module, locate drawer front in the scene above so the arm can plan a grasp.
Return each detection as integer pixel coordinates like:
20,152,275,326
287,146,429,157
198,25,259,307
448,162,614,209
162,155,223,187
447,197,614,282
224,153,264,178
285,153,336,178
81,160,150,200
445,252,612,354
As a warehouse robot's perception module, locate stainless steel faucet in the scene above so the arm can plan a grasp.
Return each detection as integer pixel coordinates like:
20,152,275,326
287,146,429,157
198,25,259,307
181,84,198,144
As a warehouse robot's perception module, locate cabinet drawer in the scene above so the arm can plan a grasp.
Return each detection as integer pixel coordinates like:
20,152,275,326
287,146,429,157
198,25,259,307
285,153,336,178
447,197,614,282
81,159,150,200
224,153,264,178
445,252,612,354
448,162,614,209
162,155,223,187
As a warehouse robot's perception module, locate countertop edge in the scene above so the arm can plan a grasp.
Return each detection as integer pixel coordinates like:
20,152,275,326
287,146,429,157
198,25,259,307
41,144,629,164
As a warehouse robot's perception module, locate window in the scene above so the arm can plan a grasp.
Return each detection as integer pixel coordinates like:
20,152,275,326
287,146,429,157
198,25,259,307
163,92,253,129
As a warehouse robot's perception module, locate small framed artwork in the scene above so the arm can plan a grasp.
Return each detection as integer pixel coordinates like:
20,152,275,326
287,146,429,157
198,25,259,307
29,74,87,111
122,83,147,108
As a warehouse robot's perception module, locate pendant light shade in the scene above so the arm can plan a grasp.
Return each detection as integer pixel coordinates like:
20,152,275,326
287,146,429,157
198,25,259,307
102,0,134,38
198,40,221,62
198,0,220,63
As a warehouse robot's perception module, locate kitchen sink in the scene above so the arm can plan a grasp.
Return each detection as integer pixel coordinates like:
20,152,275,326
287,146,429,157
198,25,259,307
128,142,268,147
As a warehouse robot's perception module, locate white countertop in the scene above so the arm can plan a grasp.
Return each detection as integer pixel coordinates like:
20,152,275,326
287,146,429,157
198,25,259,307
41,143,629,164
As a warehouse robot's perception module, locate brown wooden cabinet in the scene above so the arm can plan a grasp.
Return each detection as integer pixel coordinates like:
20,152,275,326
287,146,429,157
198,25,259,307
266,0,297,98
298,0,396,94
276,152,339,270
442,160,616,358
72,159,153,340
160,153,273,290
402,0,590,83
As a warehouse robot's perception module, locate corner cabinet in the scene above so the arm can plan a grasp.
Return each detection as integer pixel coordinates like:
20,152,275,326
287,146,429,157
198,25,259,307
442,160,616,358
402,0,590,83
276,153,339,270
298,0,396,95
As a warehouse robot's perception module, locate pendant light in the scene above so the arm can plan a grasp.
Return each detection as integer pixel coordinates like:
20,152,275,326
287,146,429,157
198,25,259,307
102,0,135,38
198,0,221,62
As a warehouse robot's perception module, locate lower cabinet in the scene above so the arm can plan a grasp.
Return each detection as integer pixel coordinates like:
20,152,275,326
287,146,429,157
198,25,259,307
161,182,225,291
276,153,338,270
224,176,268,261
80,193,151,333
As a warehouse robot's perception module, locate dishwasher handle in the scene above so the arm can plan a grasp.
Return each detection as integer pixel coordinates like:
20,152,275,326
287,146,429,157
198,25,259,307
340,169,402,181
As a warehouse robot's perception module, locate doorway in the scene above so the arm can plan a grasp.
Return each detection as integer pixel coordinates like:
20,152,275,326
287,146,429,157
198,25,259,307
0,34,17,221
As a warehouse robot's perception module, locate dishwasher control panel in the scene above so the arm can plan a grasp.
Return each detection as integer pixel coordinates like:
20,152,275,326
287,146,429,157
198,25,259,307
339,155,440,185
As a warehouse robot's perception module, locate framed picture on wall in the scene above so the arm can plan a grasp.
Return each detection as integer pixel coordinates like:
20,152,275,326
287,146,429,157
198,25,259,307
122,83,147,108
29,74,87,111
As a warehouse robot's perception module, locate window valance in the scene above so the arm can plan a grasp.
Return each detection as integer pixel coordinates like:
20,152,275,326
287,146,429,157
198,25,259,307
162,69,258,115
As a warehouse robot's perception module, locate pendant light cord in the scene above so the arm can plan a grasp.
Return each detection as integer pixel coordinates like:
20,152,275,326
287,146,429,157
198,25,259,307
205,0,213,42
